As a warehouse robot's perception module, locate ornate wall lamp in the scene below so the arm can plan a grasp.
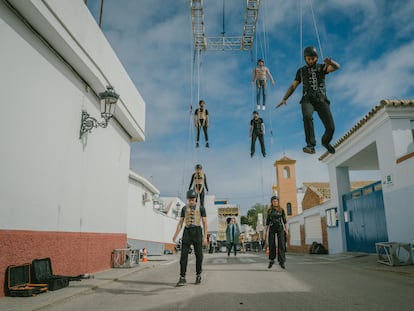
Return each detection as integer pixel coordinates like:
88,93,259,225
79,85,120,139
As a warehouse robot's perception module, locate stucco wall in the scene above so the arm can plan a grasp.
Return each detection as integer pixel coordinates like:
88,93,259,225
0,1,145,297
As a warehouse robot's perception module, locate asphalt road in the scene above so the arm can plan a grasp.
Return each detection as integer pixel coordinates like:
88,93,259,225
1,252,413,311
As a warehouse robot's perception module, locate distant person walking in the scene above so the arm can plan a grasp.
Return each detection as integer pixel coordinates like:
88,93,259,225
172,190,208,286
226,217,240,256
265,195,287,269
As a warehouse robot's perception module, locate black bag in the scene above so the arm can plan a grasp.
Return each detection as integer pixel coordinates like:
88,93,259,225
32,258,81,291
5,264,48,297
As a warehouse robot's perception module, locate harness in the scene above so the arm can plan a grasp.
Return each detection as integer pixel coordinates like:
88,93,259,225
184,204,201,227
196,108,207,127
193,172,205,194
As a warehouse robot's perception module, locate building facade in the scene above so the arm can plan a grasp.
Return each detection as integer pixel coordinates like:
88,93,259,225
0,0,145,297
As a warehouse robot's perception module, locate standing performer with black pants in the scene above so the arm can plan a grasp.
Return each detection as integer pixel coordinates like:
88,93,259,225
265,195,288,269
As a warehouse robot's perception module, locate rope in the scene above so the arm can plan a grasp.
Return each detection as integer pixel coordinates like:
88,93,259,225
309,0,324,59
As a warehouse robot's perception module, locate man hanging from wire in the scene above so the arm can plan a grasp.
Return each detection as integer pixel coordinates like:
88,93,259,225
189,164,208,207
249,110,266,158
194,100,209,148
251,59,275,111
276,46,340,155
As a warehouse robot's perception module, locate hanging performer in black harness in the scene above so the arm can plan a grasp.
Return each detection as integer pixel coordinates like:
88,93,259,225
194,100,209,148
172,189,208,286
276,46,340,155
188,164,208,207
265,195,288,269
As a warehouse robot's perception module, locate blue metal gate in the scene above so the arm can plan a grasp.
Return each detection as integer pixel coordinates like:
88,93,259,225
342,181,388,253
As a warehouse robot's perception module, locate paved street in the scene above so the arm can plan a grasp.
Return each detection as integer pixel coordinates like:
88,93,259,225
1,252,413,311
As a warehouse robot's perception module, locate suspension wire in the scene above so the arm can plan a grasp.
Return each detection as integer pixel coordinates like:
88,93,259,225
309,0,324,59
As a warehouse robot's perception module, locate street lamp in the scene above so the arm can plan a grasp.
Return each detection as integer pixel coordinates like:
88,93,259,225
79,85,119,139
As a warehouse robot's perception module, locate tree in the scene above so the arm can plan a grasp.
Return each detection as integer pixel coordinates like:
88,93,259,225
245,203,268,230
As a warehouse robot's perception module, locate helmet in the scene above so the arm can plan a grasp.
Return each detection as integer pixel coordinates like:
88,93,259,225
195,164,202,170
304,46,318,57
187,190,197,199
270,195,279,202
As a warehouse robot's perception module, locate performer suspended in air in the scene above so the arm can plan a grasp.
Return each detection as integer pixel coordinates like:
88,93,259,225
276,46,340,155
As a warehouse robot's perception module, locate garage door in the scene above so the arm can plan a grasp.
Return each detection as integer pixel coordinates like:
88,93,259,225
289,221,301,246
305,214,322,244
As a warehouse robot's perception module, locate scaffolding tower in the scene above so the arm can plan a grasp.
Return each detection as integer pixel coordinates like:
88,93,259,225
190,0,260,51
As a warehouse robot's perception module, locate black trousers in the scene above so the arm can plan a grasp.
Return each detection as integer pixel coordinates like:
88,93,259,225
196,124,208,143
301,97,335,147
180,226,203,277
194,185,205,207
251,131,266,156
268,229,286,264
227,242,237,255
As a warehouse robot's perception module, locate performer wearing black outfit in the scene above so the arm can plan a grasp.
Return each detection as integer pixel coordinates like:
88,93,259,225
277,46,340,155
249,110,266,157
265,195,288,269
188,164,208,207
172,190,208,286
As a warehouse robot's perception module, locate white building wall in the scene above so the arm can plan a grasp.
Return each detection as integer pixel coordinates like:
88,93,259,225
127,172,178,246
324,105,414,252
0,0,145,234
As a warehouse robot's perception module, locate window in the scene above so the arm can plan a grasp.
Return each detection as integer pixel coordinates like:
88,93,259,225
283,166,290,178
286,202,292,216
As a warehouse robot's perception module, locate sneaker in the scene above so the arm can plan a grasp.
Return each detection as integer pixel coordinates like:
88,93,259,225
195,142,199,148
303,145,315,154
195,274,201,284
262,153,266,157
268,260,274,269
176,276,186,287
322,143,336,154
206,142,209,148
262,105,266,110
256,105,260,110
250,153,254,158
279,262,286,269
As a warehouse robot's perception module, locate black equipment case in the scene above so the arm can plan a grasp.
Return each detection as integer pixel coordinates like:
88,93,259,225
31,258,74,291
5,264,48,297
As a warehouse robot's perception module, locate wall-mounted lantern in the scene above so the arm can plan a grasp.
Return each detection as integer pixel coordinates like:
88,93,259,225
79,85,119,139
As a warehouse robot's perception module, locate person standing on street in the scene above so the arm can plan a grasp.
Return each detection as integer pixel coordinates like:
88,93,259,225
265,195,288,269
226,217,240,256
172,189,208,286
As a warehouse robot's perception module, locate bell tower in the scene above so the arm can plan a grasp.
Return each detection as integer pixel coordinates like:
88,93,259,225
274,156,298,219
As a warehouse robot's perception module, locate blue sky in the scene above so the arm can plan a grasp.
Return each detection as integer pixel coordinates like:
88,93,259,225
86,0,414,214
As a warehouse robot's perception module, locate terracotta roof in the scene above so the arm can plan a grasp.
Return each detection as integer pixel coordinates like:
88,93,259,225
303,181,376,200
319,99,414,160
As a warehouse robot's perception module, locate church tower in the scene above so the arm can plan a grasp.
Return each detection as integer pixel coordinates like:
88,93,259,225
274,156,298,219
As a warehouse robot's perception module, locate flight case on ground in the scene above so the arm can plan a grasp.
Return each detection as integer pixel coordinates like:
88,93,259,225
5,264,48,297
32,258,81,291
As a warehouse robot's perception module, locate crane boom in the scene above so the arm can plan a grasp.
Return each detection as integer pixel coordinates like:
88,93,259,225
190,0,260,51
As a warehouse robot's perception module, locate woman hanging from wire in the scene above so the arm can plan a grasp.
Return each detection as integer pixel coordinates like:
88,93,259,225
276,46,340,155
194,100,209,148
251,59,275,111
188,164,208,207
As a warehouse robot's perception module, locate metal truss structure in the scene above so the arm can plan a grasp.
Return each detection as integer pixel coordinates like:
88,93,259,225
190,0,260,51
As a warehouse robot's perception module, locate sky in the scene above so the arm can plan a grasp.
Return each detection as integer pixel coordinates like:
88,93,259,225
86,0,414,214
